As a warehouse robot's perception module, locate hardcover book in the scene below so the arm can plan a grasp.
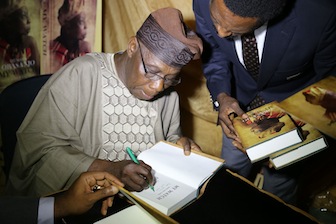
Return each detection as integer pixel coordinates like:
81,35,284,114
269,116,328,170
127,141,223,216
279,76,336,139
232,102,303,163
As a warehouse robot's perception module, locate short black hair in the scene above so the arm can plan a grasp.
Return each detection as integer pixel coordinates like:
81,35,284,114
223,0,287,25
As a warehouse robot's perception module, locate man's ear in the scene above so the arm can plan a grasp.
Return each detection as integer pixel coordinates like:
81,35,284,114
127,36,138,57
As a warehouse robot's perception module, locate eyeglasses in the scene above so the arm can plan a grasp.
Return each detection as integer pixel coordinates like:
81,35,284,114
138,40,181,87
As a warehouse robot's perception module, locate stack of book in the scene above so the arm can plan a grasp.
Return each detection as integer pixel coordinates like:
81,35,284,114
233,76,336,169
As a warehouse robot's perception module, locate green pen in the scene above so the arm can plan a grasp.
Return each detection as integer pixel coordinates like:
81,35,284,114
126,147,155,191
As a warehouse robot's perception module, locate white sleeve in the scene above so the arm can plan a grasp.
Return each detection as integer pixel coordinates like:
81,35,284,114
38,197,54,224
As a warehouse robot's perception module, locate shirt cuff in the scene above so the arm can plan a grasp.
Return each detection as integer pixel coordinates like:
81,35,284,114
38,197,54,224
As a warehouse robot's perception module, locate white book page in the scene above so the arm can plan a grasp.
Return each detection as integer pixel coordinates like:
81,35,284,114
133,172,198,215
94,205,160,224
271,138,327,168
137,142,222,189
247,129,302,162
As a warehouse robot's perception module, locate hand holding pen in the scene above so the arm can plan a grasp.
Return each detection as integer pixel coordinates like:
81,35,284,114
126,147,155,191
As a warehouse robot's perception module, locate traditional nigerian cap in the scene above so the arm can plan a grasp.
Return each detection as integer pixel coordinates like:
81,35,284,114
136,8,203,69
58,0,85,26
0,0,25,21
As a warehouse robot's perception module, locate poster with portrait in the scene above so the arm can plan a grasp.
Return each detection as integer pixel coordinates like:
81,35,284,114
0,0,101,92
41,0,100,74
0,0,41,92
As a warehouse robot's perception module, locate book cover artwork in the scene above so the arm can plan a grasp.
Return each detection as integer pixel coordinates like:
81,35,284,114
280,76,336,139
234,103,294,149
42,0,97,74
270,117,328,169
0,0,41,92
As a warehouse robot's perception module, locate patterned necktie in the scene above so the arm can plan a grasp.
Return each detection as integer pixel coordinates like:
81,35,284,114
242,32,265,110
242,32,260,81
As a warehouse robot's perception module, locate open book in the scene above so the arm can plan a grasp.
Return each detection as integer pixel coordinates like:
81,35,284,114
233,102,303,163
129,141,224,216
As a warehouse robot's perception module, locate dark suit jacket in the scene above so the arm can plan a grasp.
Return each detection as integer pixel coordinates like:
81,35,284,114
193,0,336,109
0,197,39,224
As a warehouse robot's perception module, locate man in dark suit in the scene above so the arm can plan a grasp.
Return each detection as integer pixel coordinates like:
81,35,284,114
193,0,336,204
0,171,123,224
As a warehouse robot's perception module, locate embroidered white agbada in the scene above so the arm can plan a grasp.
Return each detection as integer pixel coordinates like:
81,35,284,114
6,53,181,196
